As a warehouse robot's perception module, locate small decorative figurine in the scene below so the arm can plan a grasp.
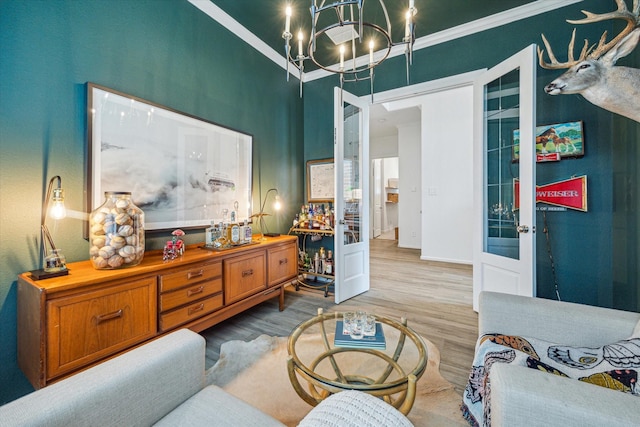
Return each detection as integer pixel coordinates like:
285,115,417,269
163,229,186,261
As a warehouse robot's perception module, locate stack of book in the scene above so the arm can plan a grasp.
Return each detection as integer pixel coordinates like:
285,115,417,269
334,320,386,349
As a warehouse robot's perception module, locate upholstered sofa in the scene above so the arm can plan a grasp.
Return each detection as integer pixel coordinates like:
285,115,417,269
0,328,412,426
466,291,640,427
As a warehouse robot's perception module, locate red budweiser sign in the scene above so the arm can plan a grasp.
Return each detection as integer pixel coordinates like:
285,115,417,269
514,175,587,212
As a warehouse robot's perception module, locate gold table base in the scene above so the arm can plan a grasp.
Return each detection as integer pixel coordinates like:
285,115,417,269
286,309,428,415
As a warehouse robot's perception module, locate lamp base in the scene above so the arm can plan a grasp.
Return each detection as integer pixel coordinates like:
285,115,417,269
29,268,69,280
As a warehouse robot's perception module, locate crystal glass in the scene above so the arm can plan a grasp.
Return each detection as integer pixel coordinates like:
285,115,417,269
364,314,376,336
343,311,355,335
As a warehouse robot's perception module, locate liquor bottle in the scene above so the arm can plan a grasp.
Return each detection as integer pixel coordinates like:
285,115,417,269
205,220,216,246
316,205,324,229
219,222,229,248
228,214,240,245
230,223,240,245
299,205,306,227
244,219,252,242
238,220,246,244
308,204,314,229
325,250,333,275
319,247,326,274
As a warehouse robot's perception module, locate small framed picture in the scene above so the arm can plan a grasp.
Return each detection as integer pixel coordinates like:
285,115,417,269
306,158,334,202
513,121,584,162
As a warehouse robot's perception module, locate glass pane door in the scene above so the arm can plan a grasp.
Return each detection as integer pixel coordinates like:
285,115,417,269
485,69,520,259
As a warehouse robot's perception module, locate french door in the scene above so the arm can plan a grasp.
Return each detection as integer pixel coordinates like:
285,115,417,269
472,45,537,311
334,87,370,304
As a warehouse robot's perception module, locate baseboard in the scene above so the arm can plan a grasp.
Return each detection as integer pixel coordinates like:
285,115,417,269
419,255,472,266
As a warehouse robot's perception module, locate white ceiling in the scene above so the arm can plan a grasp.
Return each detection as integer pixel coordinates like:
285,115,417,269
370,103,421,139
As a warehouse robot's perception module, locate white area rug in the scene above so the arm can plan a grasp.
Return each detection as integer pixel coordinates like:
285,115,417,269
206,333,467,426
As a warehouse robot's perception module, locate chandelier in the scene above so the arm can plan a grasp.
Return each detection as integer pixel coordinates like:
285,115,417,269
282,0,417,98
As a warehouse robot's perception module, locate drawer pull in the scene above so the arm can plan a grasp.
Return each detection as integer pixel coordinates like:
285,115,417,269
95,309,123,324
187,286,205,297
187,270,205,280
188,303,205,315
279,259,288,265
242,269,254,277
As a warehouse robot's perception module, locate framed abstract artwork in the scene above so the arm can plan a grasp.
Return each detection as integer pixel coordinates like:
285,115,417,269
88,83,253,231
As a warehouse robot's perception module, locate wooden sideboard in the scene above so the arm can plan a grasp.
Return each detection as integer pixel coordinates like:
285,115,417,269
17,235,298,389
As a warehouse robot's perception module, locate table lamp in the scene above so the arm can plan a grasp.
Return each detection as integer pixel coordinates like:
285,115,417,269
251,188,282,240
31,175,69,280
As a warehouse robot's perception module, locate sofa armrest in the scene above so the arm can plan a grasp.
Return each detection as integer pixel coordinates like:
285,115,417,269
490,363,640,427
1,329,205,427
479,291,640,346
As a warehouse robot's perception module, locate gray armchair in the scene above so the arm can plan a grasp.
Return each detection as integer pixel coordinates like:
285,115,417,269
478,291,640,427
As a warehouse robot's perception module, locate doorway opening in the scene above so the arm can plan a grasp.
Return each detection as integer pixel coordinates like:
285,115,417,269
372,157,399,240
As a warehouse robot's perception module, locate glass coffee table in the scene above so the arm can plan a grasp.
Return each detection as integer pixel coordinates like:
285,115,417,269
286,308,428,415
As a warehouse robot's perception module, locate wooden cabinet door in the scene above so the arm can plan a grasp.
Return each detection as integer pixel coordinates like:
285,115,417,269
268,242,297,287
46,277,157,380
224,250,267,304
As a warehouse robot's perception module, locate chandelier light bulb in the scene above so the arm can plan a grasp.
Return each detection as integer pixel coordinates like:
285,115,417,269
298,30,304,56
405,10,411,39
285,6,291,34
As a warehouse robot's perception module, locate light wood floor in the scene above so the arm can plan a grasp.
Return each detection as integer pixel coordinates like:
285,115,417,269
200,238,477,395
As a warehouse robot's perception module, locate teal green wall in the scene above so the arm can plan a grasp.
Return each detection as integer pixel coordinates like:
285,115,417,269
1,0,638,405
302,0,639,310
0,0,302,402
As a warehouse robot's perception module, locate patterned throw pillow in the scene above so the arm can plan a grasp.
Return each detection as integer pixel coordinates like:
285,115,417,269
462,333,640,427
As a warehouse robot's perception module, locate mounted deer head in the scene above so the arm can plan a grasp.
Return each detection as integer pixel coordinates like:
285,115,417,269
538,0,640,122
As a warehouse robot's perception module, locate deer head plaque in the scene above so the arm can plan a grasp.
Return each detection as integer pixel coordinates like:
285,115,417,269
538,0,640,122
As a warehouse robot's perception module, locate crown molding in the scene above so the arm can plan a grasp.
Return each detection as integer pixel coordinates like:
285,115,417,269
191,0,583,83
188,0,287,72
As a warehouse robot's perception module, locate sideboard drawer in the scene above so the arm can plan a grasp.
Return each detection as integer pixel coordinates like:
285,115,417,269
159,278,223,312
159,261,222,293
159,294,224,332
224,250,267,304
46,277,157,380
268,242,298,287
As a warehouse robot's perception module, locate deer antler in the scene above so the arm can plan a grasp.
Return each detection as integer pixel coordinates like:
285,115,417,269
538,30,591,69
538,0,640,69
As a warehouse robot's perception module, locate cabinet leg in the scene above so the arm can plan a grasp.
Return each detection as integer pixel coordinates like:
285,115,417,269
279,286,285,311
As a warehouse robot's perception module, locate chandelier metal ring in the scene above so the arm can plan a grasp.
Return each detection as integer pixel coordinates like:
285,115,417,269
309,21,393,74
282,0,417,99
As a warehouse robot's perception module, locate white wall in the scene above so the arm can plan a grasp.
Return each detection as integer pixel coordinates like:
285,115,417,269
370,135,398,158
383,157,398,233
398,123,421,249
421,85,474,264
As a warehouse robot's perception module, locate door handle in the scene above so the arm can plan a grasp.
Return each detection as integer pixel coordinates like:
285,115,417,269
516,225,529,233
